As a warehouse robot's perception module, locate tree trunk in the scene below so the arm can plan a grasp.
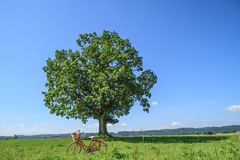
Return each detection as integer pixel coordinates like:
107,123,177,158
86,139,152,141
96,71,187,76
98,115,108,137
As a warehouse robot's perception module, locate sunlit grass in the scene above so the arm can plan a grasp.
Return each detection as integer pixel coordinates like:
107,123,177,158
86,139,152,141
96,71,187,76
0,133,239,160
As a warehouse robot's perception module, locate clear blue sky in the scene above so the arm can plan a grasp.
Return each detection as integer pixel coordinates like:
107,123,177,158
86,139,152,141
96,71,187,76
0,0,239,136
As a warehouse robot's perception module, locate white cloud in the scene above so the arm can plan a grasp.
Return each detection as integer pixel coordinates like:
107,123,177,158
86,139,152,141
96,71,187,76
170,121,182,127
226,105,240,112
107,124,113,127
151,101,158,107
121,123,127,127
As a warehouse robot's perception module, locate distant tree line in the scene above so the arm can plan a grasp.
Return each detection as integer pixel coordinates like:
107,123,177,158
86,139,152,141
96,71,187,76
0,125,239,139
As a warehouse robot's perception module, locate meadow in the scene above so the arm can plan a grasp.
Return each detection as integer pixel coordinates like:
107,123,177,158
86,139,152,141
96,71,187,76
0,133,239,160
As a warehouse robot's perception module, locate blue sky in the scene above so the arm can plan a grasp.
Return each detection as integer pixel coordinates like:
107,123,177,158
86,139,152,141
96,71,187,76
0,0,239,136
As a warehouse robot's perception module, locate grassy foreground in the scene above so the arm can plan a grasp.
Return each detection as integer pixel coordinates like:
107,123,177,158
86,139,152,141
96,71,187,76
0,133,239,160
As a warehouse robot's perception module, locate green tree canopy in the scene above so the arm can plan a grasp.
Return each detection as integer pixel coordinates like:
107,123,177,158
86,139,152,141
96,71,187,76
43,30,157,136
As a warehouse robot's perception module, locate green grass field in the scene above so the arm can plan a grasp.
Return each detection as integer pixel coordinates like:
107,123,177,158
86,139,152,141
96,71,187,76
0,133,239,160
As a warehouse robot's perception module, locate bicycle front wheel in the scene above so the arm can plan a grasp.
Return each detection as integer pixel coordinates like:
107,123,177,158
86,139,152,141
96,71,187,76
66,142,82,154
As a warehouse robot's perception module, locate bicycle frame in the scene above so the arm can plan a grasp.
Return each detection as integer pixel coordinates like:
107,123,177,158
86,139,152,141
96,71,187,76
67,131,107,153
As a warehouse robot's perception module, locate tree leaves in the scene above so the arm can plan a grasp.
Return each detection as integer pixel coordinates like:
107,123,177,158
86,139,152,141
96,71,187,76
43,30,157,126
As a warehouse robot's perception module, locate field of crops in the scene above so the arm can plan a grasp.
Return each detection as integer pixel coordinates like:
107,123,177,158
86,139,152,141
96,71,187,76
0,133,239,160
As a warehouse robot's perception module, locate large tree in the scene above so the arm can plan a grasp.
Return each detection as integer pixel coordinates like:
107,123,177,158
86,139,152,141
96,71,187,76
43,31,157,136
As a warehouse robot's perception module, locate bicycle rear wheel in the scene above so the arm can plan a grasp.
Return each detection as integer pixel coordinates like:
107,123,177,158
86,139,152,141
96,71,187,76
91,140,107,151
66,142,82,154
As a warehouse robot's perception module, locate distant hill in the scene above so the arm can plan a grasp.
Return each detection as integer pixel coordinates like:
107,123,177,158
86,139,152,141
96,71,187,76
0,136,12,139
0,125,239,139
114,125,240,137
